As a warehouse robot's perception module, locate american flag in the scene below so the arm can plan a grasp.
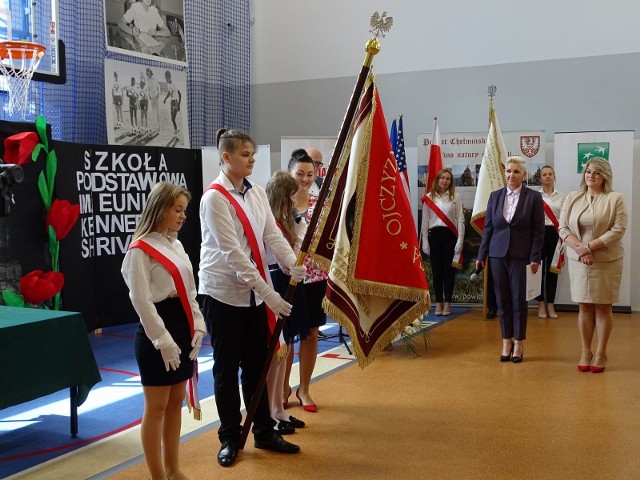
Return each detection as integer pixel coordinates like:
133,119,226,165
395,115,411,199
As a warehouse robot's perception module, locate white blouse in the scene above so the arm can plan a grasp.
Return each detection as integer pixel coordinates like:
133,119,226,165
540,189,565,227
421,191,465,237
122,232,206,350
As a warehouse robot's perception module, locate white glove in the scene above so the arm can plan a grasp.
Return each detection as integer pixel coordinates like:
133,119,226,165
422,237,430,255
454,237,464,254
289,265,306,283
256,284,292,319
189,330,205,361
160,342,181,372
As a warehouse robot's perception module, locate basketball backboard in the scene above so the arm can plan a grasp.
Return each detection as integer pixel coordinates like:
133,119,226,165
0,0,65,83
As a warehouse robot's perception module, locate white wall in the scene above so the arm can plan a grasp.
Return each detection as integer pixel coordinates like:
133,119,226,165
251,0,640,84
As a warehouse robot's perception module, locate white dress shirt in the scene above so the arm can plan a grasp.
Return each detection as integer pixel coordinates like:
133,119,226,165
503,186,522,223
121,232,206,350
420,191,465,236
540,189,565,226
199,171,296,307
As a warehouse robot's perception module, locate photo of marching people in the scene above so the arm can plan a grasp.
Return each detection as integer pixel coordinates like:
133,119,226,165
104,59,189,147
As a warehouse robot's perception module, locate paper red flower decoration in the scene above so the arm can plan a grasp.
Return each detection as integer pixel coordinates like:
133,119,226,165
46,199,80,241
19,270,64,305
3,131,39,165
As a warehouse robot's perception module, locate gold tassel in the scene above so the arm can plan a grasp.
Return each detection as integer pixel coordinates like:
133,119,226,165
275,343,288,362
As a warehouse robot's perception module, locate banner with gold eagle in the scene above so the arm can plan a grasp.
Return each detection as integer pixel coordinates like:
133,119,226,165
309,74,430,367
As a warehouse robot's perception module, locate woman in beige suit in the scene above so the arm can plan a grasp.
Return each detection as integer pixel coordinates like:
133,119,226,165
558,157,627,373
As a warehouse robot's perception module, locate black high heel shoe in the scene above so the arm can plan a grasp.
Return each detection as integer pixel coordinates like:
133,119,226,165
512,344,524,363
500,343,514,362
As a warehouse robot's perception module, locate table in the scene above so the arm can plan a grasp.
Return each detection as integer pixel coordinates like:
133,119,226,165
0,306,102,437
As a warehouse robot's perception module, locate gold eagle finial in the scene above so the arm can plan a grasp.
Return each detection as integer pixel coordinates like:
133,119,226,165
369,11,393,39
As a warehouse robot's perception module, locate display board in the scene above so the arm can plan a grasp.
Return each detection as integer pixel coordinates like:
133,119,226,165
55,141,202,330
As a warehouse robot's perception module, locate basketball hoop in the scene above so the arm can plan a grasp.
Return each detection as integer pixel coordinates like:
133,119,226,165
0,41,46,118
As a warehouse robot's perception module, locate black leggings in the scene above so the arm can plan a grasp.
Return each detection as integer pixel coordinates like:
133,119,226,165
428,226,456,303
535,226,559,303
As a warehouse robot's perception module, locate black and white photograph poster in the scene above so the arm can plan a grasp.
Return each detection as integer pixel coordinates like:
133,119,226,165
103,0,187,66
105,58,190,148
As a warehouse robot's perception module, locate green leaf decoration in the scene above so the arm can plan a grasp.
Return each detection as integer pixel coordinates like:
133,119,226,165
35,115,48,150
37,171,51,210
2,290,25,307
31,143,44,162
48,224,57,245
46,149,57,202
48,225,59,271
52,238,60,272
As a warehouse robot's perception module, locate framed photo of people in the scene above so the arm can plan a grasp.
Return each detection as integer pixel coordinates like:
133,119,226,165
103,0,187,66
105,59,190,148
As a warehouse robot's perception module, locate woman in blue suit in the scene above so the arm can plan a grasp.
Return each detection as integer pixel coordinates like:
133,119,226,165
476,156,545,363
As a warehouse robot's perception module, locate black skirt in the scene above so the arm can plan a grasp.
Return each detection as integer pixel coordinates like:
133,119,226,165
303,279,328,329
134,297,194,386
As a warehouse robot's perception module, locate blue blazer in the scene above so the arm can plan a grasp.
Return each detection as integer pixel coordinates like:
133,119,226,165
477,186,545,263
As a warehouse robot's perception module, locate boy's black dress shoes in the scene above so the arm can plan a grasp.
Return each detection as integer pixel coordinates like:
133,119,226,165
217,441,238,467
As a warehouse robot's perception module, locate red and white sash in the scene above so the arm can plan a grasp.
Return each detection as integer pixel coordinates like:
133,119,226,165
542,200,565,274
208,183,287,359
422,194,463,270
129,237,201,420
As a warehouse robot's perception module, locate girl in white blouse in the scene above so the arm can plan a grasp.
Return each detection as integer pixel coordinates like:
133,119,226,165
421,168,465,316
122,181,206,480
536,165,565,319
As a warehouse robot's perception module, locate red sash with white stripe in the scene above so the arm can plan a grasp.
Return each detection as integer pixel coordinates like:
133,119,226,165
129,239,201,420
422,194,463,270
542,200,565,273
208,183,286,358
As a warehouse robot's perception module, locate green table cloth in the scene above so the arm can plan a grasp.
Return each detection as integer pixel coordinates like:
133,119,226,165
0,306,102,435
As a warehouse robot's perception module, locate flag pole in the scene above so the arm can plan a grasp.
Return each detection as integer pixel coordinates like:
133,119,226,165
483,86,496,318
239,35,382,449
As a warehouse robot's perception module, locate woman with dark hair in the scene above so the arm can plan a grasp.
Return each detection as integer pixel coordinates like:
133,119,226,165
421,168,465,316
559,157,627,373
122,181,205,480
198,129,304,467
283,148,328,413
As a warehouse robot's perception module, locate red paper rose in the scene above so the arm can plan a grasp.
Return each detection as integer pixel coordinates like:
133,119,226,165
19,270,64,305
3,131,39,165
46,199,80,241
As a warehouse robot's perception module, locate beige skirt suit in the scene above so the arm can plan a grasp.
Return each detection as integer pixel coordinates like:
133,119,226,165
558,191,627,304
